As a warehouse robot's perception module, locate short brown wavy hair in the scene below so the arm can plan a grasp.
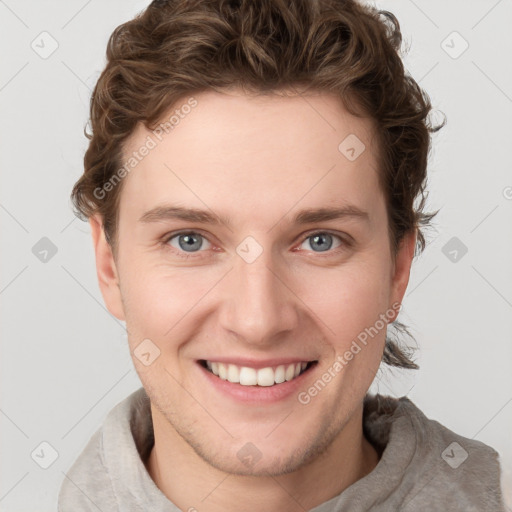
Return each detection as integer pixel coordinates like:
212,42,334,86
71,0,445,369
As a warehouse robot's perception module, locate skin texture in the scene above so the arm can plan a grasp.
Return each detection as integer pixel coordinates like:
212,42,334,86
90,89,416,512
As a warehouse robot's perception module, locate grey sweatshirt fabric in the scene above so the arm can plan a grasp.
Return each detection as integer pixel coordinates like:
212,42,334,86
58,387,506,511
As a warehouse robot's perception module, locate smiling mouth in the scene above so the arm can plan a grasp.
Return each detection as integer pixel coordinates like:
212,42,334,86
199,360,317,387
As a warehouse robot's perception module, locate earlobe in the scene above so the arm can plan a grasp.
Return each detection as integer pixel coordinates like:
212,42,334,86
388,230,417,323
89,216,126,321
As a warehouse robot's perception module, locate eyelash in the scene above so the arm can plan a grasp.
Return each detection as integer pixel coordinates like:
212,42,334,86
161,229,351,260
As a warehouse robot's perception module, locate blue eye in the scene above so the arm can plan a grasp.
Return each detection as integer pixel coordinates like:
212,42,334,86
300,232,343,252
167,232,211,253
163,230,347,259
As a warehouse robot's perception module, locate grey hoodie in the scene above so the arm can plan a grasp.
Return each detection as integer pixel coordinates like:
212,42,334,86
58,387,506,511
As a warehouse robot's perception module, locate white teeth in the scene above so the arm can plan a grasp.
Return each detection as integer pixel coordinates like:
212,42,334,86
204,360,311,386
239,367,258,385
218,362,227,380
285,364,295,382
257,367,275,387
227,364,239,382
274,365,285,384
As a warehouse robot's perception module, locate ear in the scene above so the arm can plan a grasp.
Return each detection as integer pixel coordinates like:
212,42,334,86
89,215,125,321
387,230,417,323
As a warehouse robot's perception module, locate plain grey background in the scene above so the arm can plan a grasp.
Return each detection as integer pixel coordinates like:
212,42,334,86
1,0,511,510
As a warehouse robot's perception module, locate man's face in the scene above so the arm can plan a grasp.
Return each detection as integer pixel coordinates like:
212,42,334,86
93,89,414,476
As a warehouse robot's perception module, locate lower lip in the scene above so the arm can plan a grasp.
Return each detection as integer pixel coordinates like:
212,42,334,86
197,362,316,404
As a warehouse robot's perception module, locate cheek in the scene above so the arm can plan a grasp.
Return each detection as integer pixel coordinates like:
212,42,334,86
120,263,220,338
296,260,391,349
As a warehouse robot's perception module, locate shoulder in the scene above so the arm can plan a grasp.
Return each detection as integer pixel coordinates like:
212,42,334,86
58,388,148,511
363,394,507,511
58,427,116,510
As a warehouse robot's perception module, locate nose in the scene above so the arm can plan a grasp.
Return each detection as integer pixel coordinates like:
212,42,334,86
217,247,299,347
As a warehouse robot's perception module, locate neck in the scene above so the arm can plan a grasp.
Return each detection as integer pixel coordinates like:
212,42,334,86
145,403,380,512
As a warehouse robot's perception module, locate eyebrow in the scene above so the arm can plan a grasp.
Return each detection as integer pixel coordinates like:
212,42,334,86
138,204,370,227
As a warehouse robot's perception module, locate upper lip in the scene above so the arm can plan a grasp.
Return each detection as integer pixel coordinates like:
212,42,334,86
199,357,317,369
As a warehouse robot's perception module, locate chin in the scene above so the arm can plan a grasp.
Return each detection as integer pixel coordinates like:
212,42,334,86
185,421,341,478
194,445,309,477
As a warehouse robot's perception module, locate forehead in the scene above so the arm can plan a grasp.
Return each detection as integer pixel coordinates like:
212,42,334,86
119,89,383,228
